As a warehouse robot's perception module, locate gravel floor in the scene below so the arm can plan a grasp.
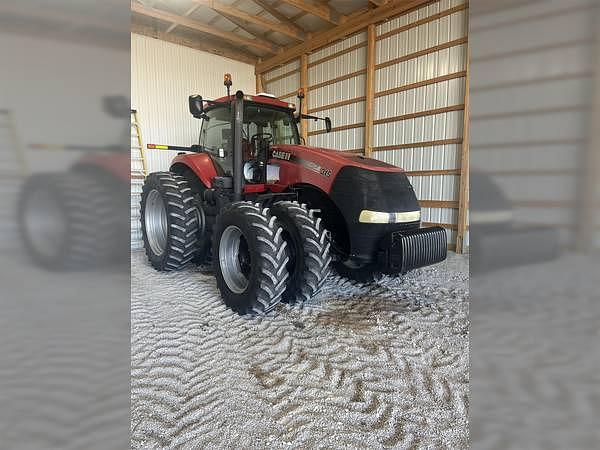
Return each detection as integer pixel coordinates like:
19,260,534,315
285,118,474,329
131,252,469,449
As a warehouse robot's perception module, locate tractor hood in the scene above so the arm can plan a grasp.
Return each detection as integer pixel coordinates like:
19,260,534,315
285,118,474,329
271,144,403,174
268,144,406,195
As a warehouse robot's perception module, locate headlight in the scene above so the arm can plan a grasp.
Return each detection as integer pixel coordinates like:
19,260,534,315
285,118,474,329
359,210,421,224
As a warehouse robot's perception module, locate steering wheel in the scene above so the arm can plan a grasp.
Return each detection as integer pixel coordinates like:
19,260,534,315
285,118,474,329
250,132,273,143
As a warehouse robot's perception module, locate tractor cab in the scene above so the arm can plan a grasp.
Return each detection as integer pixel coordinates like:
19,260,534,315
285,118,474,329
188,74,331,193
195,93,300,185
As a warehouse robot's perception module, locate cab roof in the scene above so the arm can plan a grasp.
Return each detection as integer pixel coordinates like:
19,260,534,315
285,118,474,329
212,93,295,111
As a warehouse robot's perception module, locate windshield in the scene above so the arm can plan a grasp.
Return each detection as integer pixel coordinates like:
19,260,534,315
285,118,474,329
199,103,300,174
200,104,299,152
243,104,299,145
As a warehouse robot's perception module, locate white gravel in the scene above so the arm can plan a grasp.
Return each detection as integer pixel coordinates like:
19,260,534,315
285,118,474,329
131,252,469,449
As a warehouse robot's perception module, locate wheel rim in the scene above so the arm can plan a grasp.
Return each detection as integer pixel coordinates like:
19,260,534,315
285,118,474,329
23,187,66,259
145,189,168,256
219,225,251,293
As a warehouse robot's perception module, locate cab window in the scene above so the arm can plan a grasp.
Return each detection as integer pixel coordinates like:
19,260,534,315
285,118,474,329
200,106,231,156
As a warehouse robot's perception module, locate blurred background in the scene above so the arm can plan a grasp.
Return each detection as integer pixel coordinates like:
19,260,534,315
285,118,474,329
0,1,131,448
0,0,597,448
469,0,599,448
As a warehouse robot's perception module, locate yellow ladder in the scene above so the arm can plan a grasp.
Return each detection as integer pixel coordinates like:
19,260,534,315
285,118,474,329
130,109,147,251
131,109,147,178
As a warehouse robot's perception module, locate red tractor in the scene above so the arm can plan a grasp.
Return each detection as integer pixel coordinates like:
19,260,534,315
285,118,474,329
140,76,447,314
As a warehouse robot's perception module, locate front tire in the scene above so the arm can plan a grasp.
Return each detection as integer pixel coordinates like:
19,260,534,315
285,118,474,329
213,202,289,315
270,201,331,303
140,172,199,271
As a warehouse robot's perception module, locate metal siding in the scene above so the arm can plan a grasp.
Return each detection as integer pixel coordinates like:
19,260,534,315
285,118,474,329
263,59,300,82
130,34,255,249
308,102,365,130
373,1,468,245
376,143,461,171
309,74,366,111
308,32,367,64
306,33,368,151
310,128,365,152
268,72,301,98
309,46,367,87
263,58,301,100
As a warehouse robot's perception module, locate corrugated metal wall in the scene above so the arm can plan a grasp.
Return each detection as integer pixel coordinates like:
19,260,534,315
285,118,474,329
308,32,368,152
374,0,468,247
261,0,469,248
131,34,255,171
470,0,598,249
131,33,255,249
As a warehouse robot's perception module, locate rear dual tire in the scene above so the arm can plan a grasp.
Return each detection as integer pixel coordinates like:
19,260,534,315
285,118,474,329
140,172,200,271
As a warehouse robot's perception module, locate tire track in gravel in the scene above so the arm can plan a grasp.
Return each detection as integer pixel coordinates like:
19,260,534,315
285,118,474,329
131,252,469,449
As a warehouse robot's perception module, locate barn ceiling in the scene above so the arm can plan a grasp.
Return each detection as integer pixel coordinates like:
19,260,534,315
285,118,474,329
131,0,385,65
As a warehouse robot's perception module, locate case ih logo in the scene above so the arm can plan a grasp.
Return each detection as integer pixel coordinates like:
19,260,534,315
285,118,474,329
272,150,292,161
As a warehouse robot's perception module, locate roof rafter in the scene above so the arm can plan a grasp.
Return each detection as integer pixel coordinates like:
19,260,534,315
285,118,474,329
131,1,278,54
256,0,432,73
219,14,279,45
192,0,304,40
251,0,306,35
166,4,200,33
131,23,257,65
278,0,341,25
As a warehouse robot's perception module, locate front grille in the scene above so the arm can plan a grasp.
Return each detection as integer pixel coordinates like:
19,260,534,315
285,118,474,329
387,226,447,273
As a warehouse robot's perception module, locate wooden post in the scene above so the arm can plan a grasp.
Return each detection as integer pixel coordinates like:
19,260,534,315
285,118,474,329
364,23,376,157
255,69,264,94
456,42,470,254
300,53,309,143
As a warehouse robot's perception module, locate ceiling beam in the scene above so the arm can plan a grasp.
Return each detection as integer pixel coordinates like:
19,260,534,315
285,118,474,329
278,0,340,25
219,14,279,45
256,0,432,73
369,0,390,6
131,23,257,65
252,0,306,34
131,2,277,54
166,4,200,33
192,0,304,40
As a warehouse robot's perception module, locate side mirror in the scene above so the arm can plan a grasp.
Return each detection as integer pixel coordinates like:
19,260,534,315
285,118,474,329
325,117,332,133
189,94,204,118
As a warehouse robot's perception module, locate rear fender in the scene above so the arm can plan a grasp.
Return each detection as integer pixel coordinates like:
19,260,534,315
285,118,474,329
170,153,218,189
